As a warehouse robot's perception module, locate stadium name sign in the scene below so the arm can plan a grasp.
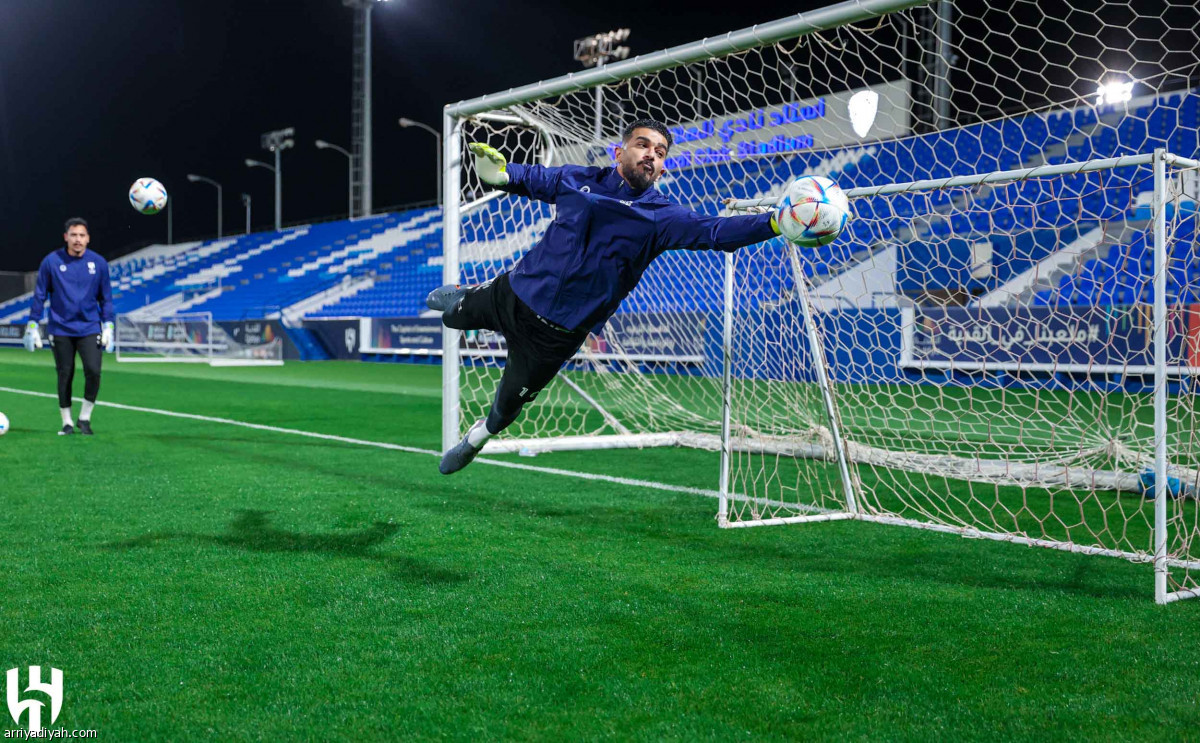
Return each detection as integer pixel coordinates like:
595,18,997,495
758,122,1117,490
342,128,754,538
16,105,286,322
670,99,827,144
611,101,827,168
665,105,825,168
593,81,909,172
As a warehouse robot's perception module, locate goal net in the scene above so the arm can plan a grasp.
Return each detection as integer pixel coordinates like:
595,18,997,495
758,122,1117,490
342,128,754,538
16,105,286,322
442,0,1200,602
116,312,284,366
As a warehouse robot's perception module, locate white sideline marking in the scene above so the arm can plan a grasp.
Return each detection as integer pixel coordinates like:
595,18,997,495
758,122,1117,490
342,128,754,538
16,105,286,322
0,385,725,500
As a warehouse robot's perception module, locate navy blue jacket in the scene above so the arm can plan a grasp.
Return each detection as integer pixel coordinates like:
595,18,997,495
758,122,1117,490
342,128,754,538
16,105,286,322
28,248,114,336
502,163,777,331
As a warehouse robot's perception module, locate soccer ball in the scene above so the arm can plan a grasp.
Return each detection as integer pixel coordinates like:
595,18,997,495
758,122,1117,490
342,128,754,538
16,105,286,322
774,175,851,247
0,412,8,436
129,178,168,215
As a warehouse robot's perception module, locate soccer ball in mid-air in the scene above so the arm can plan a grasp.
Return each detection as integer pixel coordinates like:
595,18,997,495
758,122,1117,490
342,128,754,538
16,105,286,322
0,412,8,436
129,178,168,215
775,175,851,247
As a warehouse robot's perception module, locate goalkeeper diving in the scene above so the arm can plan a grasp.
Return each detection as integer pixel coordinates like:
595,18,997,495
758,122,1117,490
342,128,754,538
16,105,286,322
428,119,782,474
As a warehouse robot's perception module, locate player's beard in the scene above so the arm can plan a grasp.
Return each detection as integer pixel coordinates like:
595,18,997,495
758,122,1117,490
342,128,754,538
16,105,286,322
620,156,657,191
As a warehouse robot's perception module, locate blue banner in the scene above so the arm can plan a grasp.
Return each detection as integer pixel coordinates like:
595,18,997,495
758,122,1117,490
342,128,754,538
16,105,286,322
595,311,706,361
367,317,444,353
304,319,362,359
904,304,1200,371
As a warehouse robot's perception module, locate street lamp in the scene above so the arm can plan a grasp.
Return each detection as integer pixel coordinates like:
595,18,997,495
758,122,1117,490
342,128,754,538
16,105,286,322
253,127,294,231
186,173,223,239
398,118,442,207
246,160,278,231
315,139,354,219
241,193,252,234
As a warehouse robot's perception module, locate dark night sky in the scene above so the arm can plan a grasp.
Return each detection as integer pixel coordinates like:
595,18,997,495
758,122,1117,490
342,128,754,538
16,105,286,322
0,0,819,270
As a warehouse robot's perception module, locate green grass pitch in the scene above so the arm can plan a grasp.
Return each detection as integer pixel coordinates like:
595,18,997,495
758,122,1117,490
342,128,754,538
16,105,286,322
1,346,1198,741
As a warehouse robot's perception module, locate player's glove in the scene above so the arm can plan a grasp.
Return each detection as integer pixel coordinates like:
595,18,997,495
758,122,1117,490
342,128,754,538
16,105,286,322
101,321,115,353
723,197,782,235
23,321,43,352
468,142,510,186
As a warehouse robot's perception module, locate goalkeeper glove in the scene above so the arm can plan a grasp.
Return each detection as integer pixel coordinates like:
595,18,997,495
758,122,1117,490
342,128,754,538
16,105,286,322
23,321,42,352
468,142,510,186
101,321,115,353
724,197,782,235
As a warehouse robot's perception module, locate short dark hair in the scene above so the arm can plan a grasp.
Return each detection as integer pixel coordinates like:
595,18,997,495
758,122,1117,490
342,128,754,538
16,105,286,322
64,217,88,232
622,119,672,151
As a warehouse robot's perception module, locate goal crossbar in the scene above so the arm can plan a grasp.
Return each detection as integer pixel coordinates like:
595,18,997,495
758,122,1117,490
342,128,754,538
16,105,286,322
444,0,927,118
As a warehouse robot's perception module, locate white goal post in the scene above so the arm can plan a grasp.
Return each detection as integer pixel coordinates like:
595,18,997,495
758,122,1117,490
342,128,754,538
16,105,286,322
440,0,1200,602
116,312,284,366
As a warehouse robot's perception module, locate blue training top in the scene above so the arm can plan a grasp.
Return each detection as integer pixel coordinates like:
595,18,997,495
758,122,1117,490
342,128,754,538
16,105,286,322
28,248,114,337
501,163,777,332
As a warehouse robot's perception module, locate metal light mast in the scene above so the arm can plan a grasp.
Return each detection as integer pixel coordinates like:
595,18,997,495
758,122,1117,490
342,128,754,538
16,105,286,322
344,0,389,217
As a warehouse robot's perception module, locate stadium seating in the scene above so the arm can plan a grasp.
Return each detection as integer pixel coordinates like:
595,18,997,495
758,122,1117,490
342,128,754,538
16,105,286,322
7,89,1196,328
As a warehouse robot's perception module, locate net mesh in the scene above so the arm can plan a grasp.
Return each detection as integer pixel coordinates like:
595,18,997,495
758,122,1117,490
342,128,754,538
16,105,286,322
449,0,1200,596
116,313,284,366
116,313,214,363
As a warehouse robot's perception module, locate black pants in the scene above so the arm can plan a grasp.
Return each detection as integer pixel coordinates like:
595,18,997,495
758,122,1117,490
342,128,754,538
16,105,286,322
442,273,588,435
50,334,102,409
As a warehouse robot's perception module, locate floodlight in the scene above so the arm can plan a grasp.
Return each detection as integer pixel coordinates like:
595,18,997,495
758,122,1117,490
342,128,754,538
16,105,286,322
1096,80,1134,105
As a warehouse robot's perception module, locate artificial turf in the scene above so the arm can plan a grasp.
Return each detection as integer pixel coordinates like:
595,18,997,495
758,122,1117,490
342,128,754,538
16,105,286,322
1,346,1198,741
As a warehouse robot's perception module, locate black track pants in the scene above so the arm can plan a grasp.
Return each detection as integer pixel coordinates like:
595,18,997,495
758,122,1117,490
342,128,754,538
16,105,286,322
50,334,102,408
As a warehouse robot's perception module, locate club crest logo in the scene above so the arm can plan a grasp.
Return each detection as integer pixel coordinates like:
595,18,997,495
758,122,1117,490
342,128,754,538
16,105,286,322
6,666,63,733
848,90,879,138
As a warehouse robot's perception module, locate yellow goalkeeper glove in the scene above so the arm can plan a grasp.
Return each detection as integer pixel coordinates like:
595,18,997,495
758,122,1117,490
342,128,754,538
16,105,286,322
468,142,510,186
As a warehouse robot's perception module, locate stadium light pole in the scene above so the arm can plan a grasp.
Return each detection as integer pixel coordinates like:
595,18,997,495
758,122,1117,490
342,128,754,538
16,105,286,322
343,0,390,217
258,127,292,231
241,193,252,234
258,127,294,231
186,173,223,239
573,29,630,140
245,158,277,230
398,118,441,207
315,139,354,219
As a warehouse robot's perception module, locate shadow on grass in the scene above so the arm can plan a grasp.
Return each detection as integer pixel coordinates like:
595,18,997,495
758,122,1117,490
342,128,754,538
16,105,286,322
436,488,1151,601
132,433,1148,601
103,509,467,585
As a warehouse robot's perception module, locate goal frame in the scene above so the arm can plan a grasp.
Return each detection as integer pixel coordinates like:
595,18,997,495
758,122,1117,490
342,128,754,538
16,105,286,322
115,312,285,367
723,148,1200,605
440,0,1199,603
115,312,215,364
